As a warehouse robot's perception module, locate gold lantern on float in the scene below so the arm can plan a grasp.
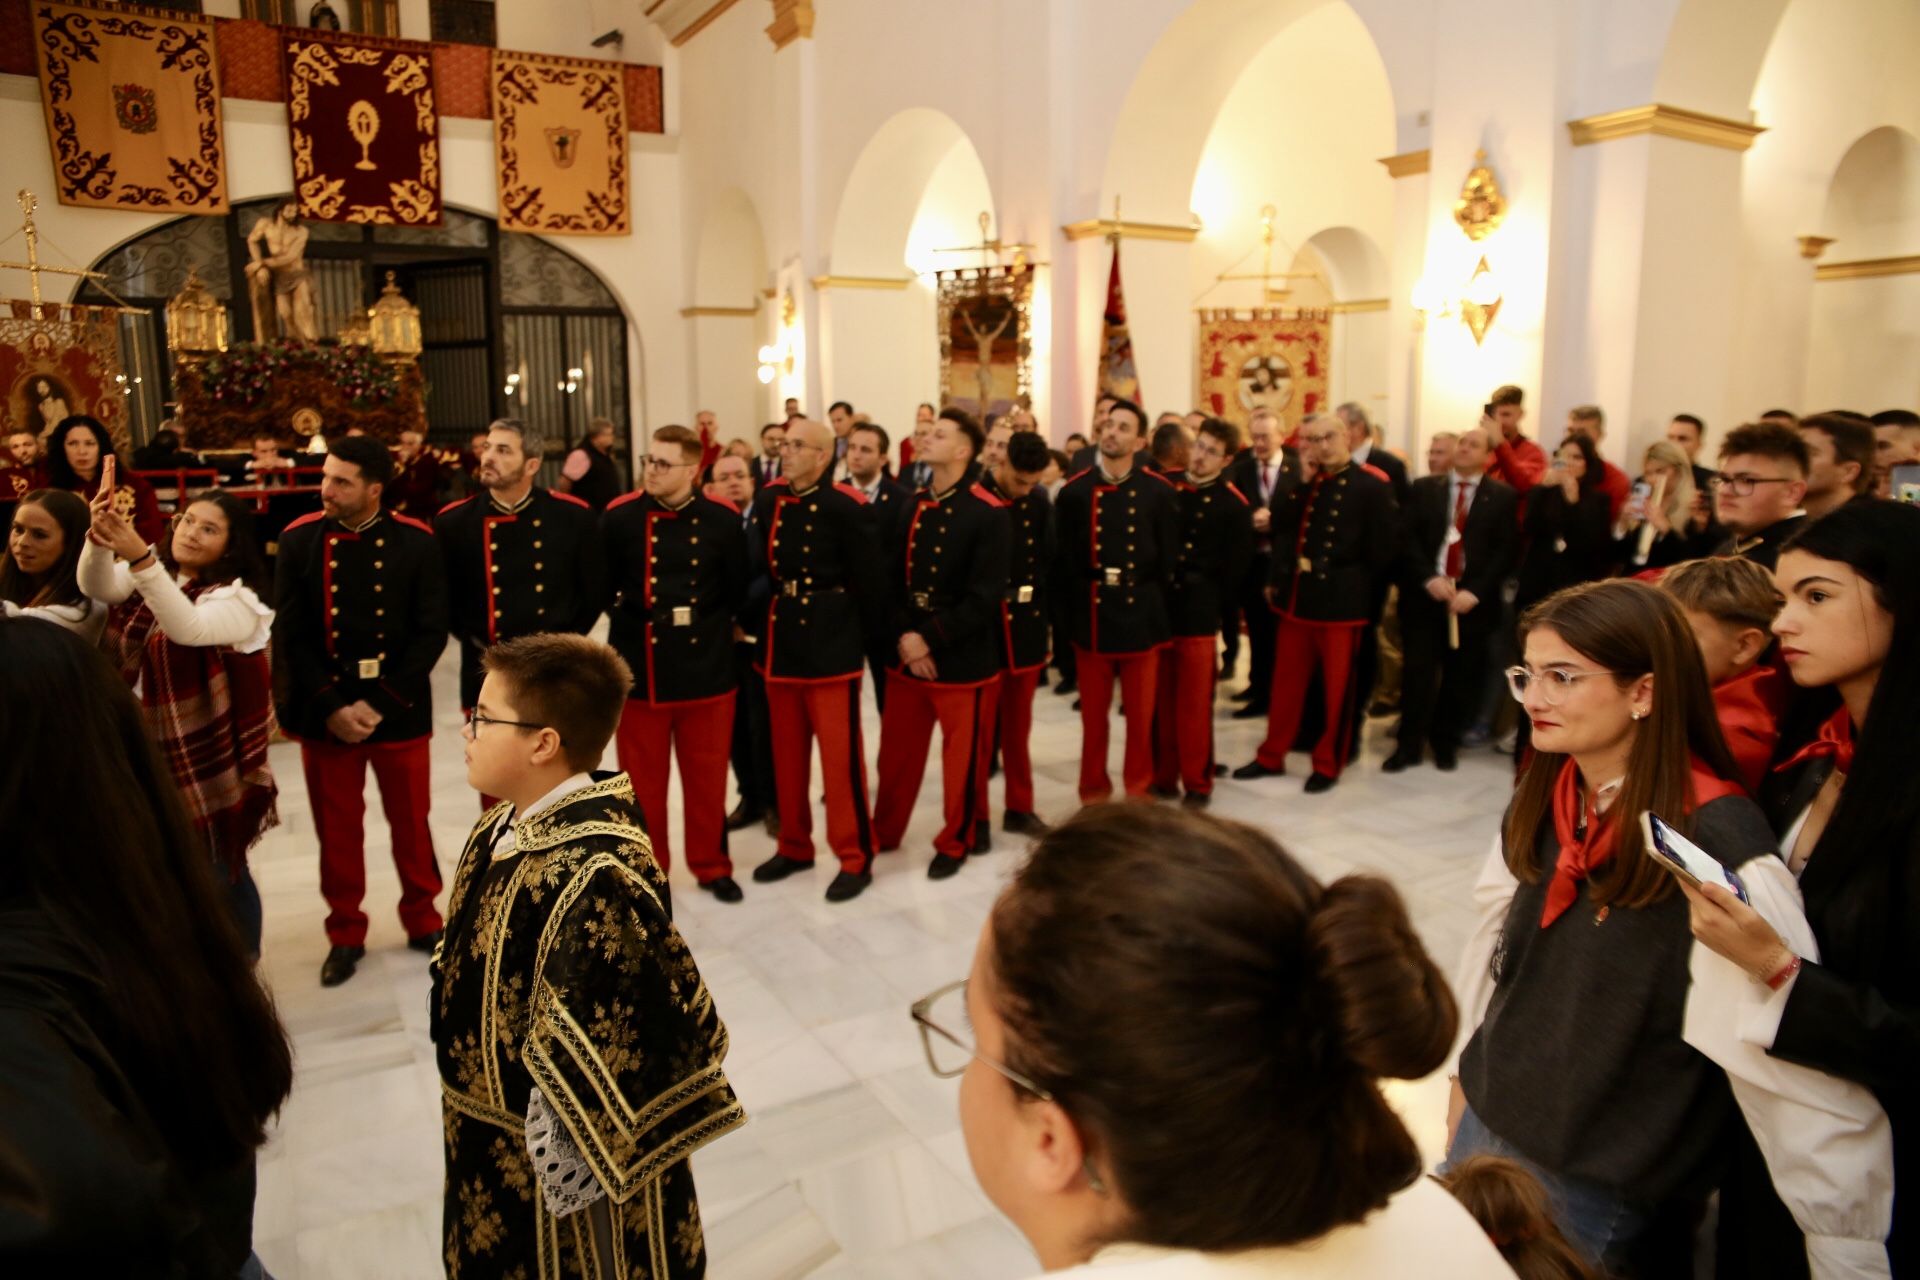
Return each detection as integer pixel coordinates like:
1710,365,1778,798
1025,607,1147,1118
367,269,422,362
166,266,228,362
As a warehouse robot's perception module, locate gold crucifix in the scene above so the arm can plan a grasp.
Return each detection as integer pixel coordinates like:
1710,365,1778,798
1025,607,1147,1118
0,189,113,307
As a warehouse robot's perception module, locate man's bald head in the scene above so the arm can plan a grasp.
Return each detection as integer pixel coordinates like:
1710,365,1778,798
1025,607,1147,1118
783,417,833,489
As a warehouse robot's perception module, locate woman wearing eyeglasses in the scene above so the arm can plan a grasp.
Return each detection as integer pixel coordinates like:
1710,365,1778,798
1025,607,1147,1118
1446,579,1892,1277
1685,501,1919,1279
913,804,1510,1278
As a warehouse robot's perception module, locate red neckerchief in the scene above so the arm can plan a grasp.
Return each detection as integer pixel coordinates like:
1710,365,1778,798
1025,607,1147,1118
1540,755,1743,927
1713,662,1791,793
1772,706,1855,777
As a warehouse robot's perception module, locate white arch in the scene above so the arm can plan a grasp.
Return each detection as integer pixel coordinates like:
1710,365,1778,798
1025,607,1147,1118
1300,225,1391,301
692,187,768,307
827,108,989,279
1652,0,1794,118
1820,126,1920,257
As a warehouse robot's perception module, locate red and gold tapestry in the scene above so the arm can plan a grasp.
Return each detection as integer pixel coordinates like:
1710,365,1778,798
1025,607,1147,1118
1,299,130,450
32,0,227,213
284,29,441,226
1097,240,1141,405
490,48,628,236
1196,309,1332,438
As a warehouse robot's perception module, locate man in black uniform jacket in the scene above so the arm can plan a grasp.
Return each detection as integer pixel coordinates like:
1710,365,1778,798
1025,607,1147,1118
1053,398,1180,803
604,424,750,901
843,420,914,711
275,435,450,988
1151,418,1252,806
435,418,607,718
745,418,887,903
870,410,1009,879
1386,426,1516,773
1234,416,1397,793
977,430,1054,837
1224,407,1302,716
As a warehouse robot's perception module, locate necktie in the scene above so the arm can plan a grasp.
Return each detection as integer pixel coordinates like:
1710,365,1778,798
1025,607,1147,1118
1261,463,1274,501
1445,481,1470,579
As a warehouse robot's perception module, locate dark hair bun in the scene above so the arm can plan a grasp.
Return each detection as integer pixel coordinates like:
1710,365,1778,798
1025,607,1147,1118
1307,875,1457,1080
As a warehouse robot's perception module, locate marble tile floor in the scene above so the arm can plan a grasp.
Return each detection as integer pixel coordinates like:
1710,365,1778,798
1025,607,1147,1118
250,645,1507,1279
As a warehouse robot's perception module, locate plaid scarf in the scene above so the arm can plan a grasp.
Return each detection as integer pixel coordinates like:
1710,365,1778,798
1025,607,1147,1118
102,578,279,877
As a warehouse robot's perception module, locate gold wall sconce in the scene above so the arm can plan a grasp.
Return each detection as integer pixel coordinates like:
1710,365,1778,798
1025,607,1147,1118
758,289,797,384
1453,150,1506,242
1411,256,1504,346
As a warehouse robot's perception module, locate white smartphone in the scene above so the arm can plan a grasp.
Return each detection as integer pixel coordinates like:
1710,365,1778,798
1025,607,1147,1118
1639,811,1748,903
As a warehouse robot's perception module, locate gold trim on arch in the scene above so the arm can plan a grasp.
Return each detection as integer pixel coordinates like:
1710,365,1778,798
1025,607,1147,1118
1567,104,1765,151
679,304,760,316
1377,150,1430,178
1060,219,1199,243
810,275,915,290
1330,298,1390,314
1814,255,1920,282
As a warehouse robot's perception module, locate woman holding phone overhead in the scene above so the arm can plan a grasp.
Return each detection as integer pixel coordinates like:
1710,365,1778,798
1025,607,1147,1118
1445,579,1892,1278
1685,500,1919,1278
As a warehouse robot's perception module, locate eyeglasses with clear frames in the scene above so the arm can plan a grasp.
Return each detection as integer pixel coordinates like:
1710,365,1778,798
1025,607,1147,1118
1504,666,1623,706
1707,473,1795,497
462,708,548,740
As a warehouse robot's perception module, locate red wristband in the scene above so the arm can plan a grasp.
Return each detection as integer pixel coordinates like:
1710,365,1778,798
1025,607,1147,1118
1764,953,1802,992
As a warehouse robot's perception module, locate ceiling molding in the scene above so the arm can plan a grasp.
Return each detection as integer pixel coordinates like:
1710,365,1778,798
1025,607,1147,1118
766,0,816,49
1567,103,1765,151
1060,218,1199,244
679,304,761,316
1814,254,1920,282
1377,150,1430,179
810,274,914,290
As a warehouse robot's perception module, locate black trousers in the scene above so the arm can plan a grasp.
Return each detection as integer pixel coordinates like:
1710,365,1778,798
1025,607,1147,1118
730,644,777,814
1241,552,1276,706
1399,593,1497,758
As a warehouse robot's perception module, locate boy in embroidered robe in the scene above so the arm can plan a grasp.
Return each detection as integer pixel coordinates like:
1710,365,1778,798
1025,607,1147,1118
432,633,743,1278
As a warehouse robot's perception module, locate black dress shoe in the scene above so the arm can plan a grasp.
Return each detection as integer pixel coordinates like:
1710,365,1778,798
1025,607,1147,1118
1148,784,1180,800
1180,791,1211,809
971,820,992,854
1231,685,1257,703
406,929,444,953
1071,698,1081,711
725,801,763,832
1213,763,1229,776
825,870,872,902
700,876,745,903
1304,772,1338,794
320,944,365,987
1381,750,1419,774
1433,748,1459,772
751,853,812,883
1230,703,1269,720
927,853,966,880
1003,810,1051,837
1053,679,1077,696
1232,760,1284,780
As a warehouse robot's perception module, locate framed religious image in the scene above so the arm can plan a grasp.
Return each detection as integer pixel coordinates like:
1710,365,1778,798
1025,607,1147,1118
1195,310,1331,436
21,372,75,438
937,265,1034,422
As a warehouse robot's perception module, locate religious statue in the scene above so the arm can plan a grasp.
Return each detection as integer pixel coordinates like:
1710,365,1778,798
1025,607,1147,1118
962,300,1014,415
32,376,71,435
245,199,319,344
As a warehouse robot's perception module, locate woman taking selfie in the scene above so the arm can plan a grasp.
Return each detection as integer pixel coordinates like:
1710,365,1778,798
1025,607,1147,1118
0,620,291,1272
916,804,1509,1278
1,488,102,638
1514,435,1614,614
1447,579,1891,1277
79,463,279,954
1687,500,1919,1277
1614,441,1715,572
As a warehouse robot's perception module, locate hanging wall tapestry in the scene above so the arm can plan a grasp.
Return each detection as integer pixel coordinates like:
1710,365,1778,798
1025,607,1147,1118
491,49,629,235
32,0,227,213
1097,240,1141,405
283,29,441,226
938,265,1034,422
1,299,129,448
1195,309,1331,437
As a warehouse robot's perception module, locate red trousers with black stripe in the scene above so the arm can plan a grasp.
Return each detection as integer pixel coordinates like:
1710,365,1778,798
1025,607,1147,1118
978,664,1043,816
300,736,443,947
614,692,736,883
766,676,875,875
1074,646,1161,802
1255,617,1365,779
874,673,999,860
1152,635,1220,795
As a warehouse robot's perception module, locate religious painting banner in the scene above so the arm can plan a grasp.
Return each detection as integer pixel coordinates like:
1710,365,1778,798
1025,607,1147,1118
1,300,130,450
32,0,227,213
283,29,441,226
1196,309,1332,438
1097,240,1141,406
938,266,1034,423
491,49,629,236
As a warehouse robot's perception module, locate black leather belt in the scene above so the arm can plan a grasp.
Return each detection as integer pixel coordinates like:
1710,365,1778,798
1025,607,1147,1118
779,581,843,598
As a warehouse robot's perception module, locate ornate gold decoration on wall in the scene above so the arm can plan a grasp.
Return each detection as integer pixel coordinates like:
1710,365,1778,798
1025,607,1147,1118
1453,151,1506,242
367,270,422,360
1797,236,1836,261
1814,255,1920,282
766,0,815,49
679,304,760,317
809,275,914,290
781,289,797,327
1378,150,1430,179
1459,257,1501,346
166,266,228,361
1567,104,1765,152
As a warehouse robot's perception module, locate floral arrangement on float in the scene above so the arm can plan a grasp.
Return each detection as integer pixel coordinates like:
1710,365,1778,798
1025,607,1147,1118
197,340,403,409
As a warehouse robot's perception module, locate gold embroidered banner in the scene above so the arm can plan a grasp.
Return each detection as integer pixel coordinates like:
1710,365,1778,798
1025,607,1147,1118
1,300,130,451
283,30,441,226
1196,309,1332,437
491,49,629,236
32,0,227,213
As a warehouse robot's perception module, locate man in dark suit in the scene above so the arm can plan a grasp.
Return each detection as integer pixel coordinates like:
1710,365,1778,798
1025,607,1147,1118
753,420,786,489
1225,407,1302,717
1336,402,1408,742
845,421,913,709
1386,426,1517,772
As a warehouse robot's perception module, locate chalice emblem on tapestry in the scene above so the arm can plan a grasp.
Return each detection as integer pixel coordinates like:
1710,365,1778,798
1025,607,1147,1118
348,100,380,171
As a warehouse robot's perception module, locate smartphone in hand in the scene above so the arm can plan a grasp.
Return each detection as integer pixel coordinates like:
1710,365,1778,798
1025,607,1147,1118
1639,811,1749,903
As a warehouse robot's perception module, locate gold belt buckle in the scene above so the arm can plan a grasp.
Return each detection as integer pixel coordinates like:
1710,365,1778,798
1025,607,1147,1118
1016,584,1034,603
1298,556,1313,572
357,658,382,679
672,605,692,627
781,580,800,597
1102,566,1122,587
912,591,932,610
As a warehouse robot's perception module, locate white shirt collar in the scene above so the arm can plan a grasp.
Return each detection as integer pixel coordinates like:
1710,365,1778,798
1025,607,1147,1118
1353,440,1373,465
489,772,596,859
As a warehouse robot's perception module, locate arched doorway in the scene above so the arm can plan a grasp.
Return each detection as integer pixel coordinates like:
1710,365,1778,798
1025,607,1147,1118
1804,127,1920,408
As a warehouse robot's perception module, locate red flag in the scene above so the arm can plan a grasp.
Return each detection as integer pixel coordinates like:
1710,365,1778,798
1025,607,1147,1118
1097,238,1142,405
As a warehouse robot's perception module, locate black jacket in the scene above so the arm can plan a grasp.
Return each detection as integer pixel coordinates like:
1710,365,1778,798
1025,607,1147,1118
603,491,748,704
1265,464,1397,623
1053,463,1180,654
748,477,885,681
1716,514,1807,573
1399,473,1519,605
980,470,1052,671
1358,444,1411,505
564,445,625,511
1514,483,1612,609
273,509,448,743
886,480,1010,686
1168,475,1253,636
1227,446,1304,552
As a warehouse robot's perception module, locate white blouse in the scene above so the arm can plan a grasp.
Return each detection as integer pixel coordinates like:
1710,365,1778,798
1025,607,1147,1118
77,541,272,653
1449,833,1893,1279
2,595,107,641
1039,1179,1512,1279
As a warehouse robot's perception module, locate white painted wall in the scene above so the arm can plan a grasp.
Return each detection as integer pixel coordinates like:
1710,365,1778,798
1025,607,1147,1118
1804,127,1920,410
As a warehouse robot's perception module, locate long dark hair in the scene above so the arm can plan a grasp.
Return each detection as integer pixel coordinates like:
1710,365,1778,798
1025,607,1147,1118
989,805,1456,1251
0,620,292,1172
45,414,122,491
1781,501,1920,969
1505,580,1741,908
160,490,269,595
1553,432,1604,497
1,488,89,609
